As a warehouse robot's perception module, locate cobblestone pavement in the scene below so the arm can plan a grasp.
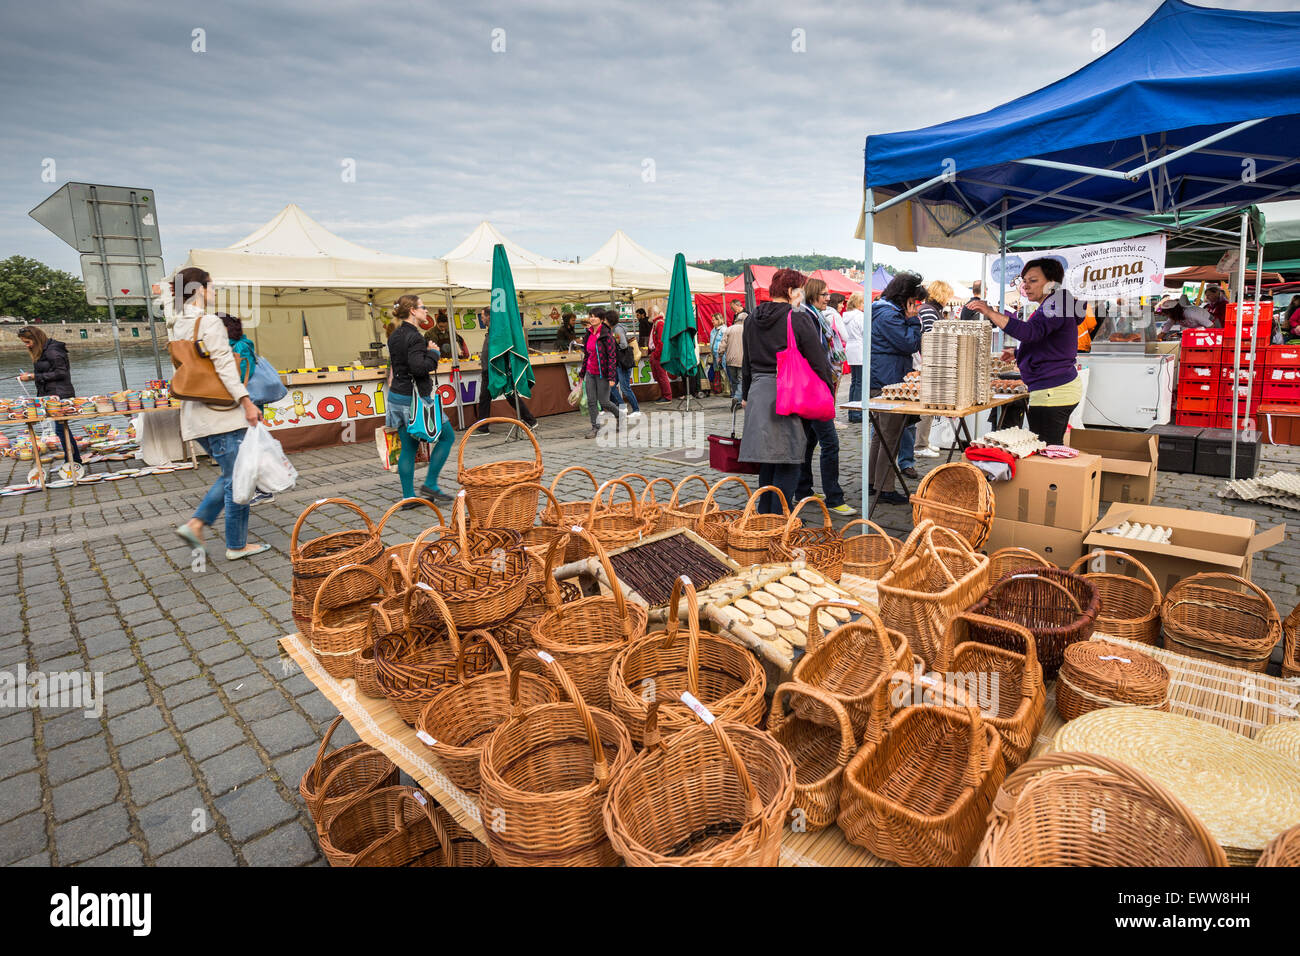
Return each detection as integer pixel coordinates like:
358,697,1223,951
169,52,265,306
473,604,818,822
1,396,1296,865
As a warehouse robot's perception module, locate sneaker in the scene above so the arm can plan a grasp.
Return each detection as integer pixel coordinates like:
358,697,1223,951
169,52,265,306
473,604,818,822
915,446,941,458
901,466,919,479
248,491,275,506
655,398,673,405
628,411,643,420
584,428,598,439
473,427,493,436
418,485,453,504
828,503,857,516
812,492,826,500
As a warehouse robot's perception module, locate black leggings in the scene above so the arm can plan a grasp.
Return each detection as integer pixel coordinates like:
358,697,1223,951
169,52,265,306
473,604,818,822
1026,403,1076,446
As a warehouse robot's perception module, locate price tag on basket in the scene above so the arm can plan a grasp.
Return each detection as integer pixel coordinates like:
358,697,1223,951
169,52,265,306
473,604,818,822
681,691,716,725
537,651,555,665
416,729,436,746
412,791,427,806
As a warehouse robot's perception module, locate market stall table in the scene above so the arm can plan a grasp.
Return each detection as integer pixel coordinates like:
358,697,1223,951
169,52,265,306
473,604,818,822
23,404,198,490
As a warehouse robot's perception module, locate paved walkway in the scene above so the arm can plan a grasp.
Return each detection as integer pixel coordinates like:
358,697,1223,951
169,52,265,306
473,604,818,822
1,398,1296,865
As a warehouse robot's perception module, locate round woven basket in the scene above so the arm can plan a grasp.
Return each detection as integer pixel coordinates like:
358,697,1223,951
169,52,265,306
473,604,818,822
603,702,796,866
1257,824,1300,867
728,485,799,567
290,497,385,637
986,547,1051,581
477,650,635,867
581,478,658,554
457,417,543,531
1255,721,1300,763
309,563,391,680
840,518,900,581
491,578,581,663
608,473,668,534
486,481,565,582
1162,572,1282,673
1283,601,1299,679
767,683,855,833
543,466,600,562
977,752,1228,866
661,475,714,531
299,715,398,835
1068,549,1162,647
1056,639,1170,723
768,496,844,582
694,475,751,553
1053,708,1300,865
320,785,426,867
910,461,995,550
607,576,766,746
351,798,494,867
965,567,1100,680
374,497,446,584
414,493,527,629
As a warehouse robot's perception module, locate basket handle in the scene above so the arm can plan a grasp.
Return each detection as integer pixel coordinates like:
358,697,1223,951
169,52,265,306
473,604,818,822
645,698,763,823
385,552,411,590
511,649,611,790
986,572,1083,616
405,583,461,655
375,497,445,543
892,520,957,585
780,495,832,550
457,416,541,474
1166,571,1277,615
642,476,677,508
698,475,752,517
485,480,563,530
613,472,652,502
1068,548,1161,600
740,484,790,522
662,576,703,699
667,474,712,510
291,497,376,556
548,465,598,499
551,528,633,633
404,524,449,582
454,628,508,686
990,752,1228,866
768,682,855,770
305,714,347,799
588,478,640,524
946,612,1039,698
804,599,888,661
841,518,897,556
310,562,391,626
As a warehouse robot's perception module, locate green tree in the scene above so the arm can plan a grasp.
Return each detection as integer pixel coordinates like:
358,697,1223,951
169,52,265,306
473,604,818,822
0,256,145,322
689,256,896,277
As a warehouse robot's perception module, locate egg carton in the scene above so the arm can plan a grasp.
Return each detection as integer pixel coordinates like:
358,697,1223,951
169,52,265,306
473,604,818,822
1098,521,1173,544
971,426,1046,458
1257,495,1300,513
1220,479,1274,502
1259,471,1300,498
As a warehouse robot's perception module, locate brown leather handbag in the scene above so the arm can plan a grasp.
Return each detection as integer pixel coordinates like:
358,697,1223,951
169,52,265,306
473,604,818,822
169,314,236,406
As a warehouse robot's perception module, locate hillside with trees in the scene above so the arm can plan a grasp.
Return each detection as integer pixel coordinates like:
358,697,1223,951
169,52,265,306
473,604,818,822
689,255,896,278
0,256,146,322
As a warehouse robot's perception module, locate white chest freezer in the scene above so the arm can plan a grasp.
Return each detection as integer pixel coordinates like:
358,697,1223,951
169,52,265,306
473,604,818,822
1079,352,1175,429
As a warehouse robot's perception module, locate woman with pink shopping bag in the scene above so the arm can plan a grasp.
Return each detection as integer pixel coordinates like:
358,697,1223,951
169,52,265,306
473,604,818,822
738,269,835,514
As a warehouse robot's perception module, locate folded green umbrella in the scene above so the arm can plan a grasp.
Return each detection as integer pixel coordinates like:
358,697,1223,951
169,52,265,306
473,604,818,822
485,243,534,399
662,252,701,377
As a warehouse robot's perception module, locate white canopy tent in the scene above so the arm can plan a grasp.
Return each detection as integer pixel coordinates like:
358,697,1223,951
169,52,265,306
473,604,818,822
585,230,724,295
442,221,616,304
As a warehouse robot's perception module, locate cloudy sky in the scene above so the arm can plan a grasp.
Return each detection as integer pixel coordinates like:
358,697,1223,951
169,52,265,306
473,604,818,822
1,0,1292,287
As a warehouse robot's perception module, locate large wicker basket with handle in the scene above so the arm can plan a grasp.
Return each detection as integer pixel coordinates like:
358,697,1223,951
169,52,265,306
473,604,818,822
841,518,900,581
457,416,544,531
320,785,425,867
1161,572,1282,673
910,461,995,549
727,485,799,567
543,465,600,562
352,797,494,867
291,497,385,637
415,492,528,629
662,474,715,531
768,496,844,582
486,481,565,584
694,475,751,553
603,698,796,866
1068,549,1162,647
374,497,445,586
1284,601,1299,679
299,715,398,836
477,650,635,867
308,563,391,679
582,478,658,554
986,547,1051,581
767,682,855,833
965,567,1100,680
976,752,1228,867
607,576,766,746
1056,639,1170,722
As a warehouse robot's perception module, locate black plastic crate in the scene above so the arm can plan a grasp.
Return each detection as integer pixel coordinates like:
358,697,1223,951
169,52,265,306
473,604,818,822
1146,424,1201,474
1194,427,1261,479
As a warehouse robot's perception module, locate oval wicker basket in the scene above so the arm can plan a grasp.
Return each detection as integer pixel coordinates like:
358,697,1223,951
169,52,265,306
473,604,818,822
582,478,658,554
767,683,855,833
694,475,751,553
320,785,427,867
1055,639,1170,723
607,576,766,746
543,466,600,562
965,567,1100,680
351,797,494,867
1161,572,1282,673
1257,823,1300,867
977,752,1228,867
299,715,399,835
1068,549,1162,647
661,474,714,531
603,700,796,866
1284,601,1299,679
840,518,900,581
414,492,527,629
727,484,799,567
477,650,635,867
457,416,543,531
910,461,995,550
374,497,445,584
486,481,565,584
769,496,844,582
986,547,1051,581
290,497,385,637
309,563,392,679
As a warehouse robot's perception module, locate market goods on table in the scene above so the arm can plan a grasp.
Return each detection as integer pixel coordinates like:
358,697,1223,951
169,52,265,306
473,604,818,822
375,497,445,584
1161,572,1282,673
603,527,735,609
694,475,752,553
414,493,527,629
986,547,1050,581
309,563,391,680
1055,639,1170,722
766,683,856,833
1284,601,1298,678
321,785,430,867
581,478,659,554
970,426,1045,458
487,483,564,582
352,797,493,867
457,417,543,531
543,465,601,561
290,497,386,639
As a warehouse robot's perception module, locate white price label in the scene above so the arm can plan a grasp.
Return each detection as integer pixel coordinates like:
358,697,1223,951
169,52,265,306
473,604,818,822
315,498,328,505
412,791,427,806
416,581,433,591
570,525,583,533
680,691,715,724
416,729,436,746
1097,655,1132,664
537,651,555,664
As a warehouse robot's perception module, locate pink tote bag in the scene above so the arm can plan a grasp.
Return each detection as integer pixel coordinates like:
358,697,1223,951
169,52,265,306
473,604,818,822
775,308,835,420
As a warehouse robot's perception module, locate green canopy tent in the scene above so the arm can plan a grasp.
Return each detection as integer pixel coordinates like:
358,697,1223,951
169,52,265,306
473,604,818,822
661,253,702,407
484,243,535,435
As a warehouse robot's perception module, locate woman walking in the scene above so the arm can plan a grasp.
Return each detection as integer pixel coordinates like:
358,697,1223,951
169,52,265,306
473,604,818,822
386,295,455,504
582,309,620,437
869,272,926,505
739,269,833,514
16,325,82,466
169,267,270,559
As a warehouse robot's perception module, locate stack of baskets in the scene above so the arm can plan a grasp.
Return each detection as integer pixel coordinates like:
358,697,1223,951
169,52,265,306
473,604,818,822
457,417,543,531
1161,572,1282,673
965,566,1100,680
300,716,399,839
415,493,528,630
909,462,994,549
728,486,800,567
1056,640,1170,722
768,496,844,581
694,476,752,553
1068,549,1162,646
766,683,856,833
543,466,600,561
308,564,392,679
290,498,386,641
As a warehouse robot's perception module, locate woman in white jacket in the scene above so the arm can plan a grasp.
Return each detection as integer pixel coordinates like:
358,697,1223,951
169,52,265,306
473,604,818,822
170,267,270,560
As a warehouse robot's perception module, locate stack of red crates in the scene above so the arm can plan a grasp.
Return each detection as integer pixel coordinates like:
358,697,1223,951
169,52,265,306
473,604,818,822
1174,311,1271,430
1261,340,1300,445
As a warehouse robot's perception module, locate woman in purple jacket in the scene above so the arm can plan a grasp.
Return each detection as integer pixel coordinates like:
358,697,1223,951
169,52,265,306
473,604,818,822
968,258,1081,445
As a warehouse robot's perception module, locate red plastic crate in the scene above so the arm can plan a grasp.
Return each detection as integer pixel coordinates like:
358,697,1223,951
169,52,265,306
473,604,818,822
1268,345,1300,368
1176,409,1216,429
1182,328,1223,349
1216,411,1259,430
1176,393,1218,414
1178,363,1219,385
1181,345,1222,364
1265,366,1300,386
1225,301,1273,332
1217,392,1261,415
1221,366,1265,386
1261,381,1300,405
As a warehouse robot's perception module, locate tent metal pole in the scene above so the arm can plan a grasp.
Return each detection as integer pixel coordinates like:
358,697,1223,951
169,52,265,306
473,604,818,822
443,289,464,430
1013,158,1132,180
1230,212,1248,480
862,188,874,518
1249,242,1264,440
1125,118,1270,180
872,172,948,214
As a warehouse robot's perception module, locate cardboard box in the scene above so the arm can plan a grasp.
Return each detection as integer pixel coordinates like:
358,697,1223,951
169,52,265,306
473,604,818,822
990,453,1102,532
984,517,1087,567
1084,503,1286,596
1067,428,1159,504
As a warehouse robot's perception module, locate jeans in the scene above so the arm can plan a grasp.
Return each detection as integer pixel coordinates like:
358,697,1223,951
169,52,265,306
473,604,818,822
477,381,535,427
388,391,454,499
55,420,83,464
898,422,917,470
194,428,250,550
796,417,844,506
728,365,744,401
585,373,618,428
1026,403,1077,446
611,364,640,412
867,391,907,494
847,365,863,423
758,462,801,516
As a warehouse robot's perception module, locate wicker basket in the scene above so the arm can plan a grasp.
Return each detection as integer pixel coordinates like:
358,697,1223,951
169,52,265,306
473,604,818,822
927,613,1046,770
375,497,446,584
876,520,990,671
531,528,649,709
418,632,560,792
477,650,635,867
1257,824,1300,867
415,492,527,629
986,547,1051,581
976,752,1228,867
290,497,385,638
662,475,714,531
582,478,658,554
492,578,582,663
767,683,855,833
910,461,995,550
544,466,600,562
1068,549,1162,647
603,700,796,866
309,564,392,679
612,473,670,533
838,696,1006,867
727,485,800,567
791,600,909,741
352,797,494,867
1161,572,1282,673
607,576,766,746
372,586,496,726
1284,602,1299,679
320,785,427,867
1056,639,1171,722
694,475,751,553
965,567,1100,680
457,416,543,531
299,715,398,835
486,481,565,584
841,518,900,581
768,496,844,582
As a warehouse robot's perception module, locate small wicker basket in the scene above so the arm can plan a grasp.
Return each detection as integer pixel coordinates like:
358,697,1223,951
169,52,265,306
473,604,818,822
986,546,1051,581
768,496,844,582
299,715,398,835
767,683,855,833
910,461,995,549
965,567,1100,680
727,485,799,567
694,475,751,553
1056,639,1170,722
1068,549,1162,647
1161,572,1281,673
457,416,543,531
840,518,900,581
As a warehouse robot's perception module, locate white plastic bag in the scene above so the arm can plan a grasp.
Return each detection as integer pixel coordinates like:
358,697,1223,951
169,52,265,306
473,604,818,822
232,424,297,504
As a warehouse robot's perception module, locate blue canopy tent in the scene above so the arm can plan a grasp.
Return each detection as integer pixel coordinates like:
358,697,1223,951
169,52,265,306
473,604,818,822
858,0,1300,505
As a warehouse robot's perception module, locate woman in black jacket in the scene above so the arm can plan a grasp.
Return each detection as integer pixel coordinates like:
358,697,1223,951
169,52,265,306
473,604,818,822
386,295,453,506
17,325,82,465
739,269,833,514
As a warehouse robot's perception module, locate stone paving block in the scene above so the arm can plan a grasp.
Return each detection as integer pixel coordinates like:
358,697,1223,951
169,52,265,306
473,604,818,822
41,709,102,750
199,745,267,796
234,688,291,723
161,677,213,709
249,710,316,758
54,802,130,865
46,733,111,786
223,672,273,702
210,655,260,685
28,625,74,646
150,660,202,688
102,665,146,692
242,821,319,867
184,716,245,762
0,812,48,865
0,737,39,777
137,786,209,857
0,770,42,825
114,595,159,616
271,746,318,791
0,710,34,747
129,619,176,642
168,696,225,734
224,606,269,629
117,731,181,770
88,649,137,676
156,831,236,866
141,645,191,671
128,754,195,805
12,850,51,866
187,626,232,650
52,766,120,822
214,777,296,843
107,703,167,746
83,631,133,660
80,842,144,866
197,642,244,667
296,691,343,725
104,683,152,716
